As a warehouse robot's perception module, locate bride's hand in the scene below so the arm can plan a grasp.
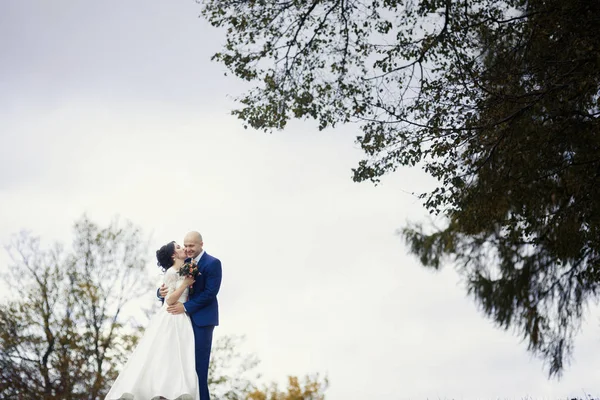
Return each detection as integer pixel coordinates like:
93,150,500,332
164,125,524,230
183,276,195,286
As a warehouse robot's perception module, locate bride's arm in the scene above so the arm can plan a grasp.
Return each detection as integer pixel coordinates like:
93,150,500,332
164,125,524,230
165,277,195,306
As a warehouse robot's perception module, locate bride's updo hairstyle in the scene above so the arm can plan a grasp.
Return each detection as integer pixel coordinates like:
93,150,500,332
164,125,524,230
156,241,176,272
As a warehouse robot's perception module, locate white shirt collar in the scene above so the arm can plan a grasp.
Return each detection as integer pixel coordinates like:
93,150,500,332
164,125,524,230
194,250,205,264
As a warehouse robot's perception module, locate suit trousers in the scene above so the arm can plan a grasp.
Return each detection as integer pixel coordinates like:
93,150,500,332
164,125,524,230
193,325,215,400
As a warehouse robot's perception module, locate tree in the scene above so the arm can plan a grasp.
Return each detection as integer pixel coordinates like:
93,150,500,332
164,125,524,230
246,375,328,400
199,0,600,376
0,217,326,400
0,216,152,399
209,335,261,399
207,335,328,400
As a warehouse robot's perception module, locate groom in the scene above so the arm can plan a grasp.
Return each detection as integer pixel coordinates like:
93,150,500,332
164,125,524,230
159,231,222,400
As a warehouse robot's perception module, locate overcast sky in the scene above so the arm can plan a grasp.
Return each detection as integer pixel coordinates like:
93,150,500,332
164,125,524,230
1,1,599,399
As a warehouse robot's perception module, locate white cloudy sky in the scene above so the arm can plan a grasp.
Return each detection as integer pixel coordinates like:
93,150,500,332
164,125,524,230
1,1,599,399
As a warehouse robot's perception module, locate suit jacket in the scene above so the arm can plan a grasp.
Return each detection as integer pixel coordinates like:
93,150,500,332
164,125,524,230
184,251,222,327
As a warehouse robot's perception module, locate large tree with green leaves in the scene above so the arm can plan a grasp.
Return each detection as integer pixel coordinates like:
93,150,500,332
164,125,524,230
199,0,600,376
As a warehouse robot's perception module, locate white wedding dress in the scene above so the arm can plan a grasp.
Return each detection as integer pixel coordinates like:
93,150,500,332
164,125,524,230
105,267,199,400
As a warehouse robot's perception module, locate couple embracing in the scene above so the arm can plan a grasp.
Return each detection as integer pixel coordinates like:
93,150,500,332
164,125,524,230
105,231,222,400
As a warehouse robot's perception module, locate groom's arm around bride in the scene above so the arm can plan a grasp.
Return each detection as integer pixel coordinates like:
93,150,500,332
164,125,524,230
167,252,222,325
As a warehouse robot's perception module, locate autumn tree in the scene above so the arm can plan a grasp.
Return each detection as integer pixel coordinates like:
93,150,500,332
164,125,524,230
0,216,152,399
246,375,328,400
199,0,600,376
207,335,328,400
209,335,261,399
0,216,327,399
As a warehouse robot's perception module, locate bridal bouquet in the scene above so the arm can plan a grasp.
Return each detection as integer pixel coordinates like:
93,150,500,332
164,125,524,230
178,260,200,294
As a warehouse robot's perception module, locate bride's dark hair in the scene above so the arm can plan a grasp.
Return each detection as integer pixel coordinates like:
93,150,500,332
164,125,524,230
156,241,176,272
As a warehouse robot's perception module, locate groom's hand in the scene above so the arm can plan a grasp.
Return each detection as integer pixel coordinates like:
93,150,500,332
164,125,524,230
167,302,185,315
158,284,168,299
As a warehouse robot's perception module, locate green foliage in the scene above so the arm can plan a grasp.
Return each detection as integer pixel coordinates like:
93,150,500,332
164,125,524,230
200,0,600,376
0,216,152,399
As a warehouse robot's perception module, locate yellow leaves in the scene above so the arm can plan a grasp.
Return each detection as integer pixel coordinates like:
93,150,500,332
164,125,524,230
246,374,328,400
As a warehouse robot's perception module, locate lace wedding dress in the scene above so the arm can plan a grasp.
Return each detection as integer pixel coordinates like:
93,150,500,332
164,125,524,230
105,267,199,400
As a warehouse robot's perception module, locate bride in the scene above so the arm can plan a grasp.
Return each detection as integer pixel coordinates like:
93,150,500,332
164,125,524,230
105,241,199,400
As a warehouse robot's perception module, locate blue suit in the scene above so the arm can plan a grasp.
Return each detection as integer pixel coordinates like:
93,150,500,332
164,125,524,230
158,252,221,400
184,252,222,400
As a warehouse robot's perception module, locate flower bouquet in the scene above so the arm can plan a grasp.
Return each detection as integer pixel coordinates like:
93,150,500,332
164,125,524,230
178,259,200,295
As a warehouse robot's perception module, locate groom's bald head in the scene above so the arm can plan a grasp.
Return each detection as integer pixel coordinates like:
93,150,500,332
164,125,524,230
184,231,203,258
185,231,203,243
